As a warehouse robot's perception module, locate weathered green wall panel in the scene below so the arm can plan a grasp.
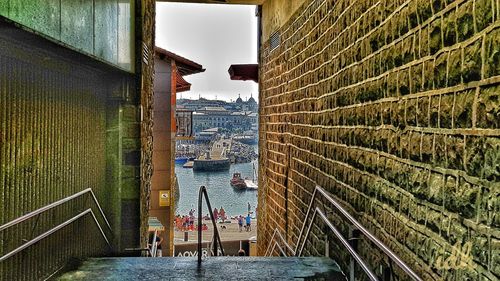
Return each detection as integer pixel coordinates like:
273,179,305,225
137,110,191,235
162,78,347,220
118,0,133,71
61,0,93,54
0,21,140,280
9,0,61,39
95,0,118,65
0,0,134,72
0,1,8,16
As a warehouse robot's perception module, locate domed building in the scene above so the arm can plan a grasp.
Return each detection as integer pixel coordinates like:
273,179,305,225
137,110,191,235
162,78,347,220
236,94,243,104
246,94,258,112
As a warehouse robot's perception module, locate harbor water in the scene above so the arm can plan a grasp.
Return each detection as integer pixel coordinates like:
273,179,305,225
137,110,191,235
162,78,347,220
175,154,258,217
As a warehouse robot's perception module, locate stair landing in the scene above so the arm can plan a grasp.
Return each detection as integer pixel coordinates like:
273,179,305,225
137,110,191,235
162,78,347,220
56,257,345,280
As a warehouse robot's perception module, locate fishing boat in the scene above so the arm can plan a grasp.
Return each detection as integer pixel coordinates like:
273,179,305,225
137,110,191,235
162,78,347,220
230,172,247,190
175,156,189,164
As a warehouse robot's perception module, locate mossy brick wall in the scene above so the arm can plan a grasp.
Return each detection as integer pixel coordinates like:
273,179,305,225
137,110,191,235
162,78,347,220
258,0,499,280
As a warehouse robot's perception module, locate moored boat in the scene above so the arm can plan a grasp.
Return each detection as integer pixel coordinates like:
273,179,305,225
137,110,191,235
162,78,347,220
175,156,189,164
230,172,247,190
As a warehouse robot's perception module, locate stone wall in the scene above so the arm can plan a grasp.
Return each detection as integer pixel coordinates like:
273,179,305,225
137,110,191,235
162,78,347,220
136,0,156,249
258,0,499,280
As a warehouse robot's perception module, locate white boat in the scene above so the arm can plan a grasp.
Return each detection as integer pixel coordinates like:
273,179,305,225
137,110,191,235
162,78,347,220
244,163,258,190
244,179,258,190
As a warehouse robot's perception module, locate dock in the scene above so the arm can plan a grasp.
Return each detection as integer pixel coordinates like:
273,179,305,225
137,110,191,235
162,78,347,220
193,139,231,171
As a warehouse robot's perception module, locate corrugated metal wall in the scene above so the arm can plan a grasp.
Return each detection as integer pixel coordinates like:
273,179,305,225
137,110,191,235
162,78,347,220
0,22,121,280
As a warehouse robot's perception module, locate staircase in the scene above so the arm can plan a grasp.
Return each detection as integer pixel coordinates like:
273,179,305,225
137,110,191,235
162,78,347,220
56,257,345,280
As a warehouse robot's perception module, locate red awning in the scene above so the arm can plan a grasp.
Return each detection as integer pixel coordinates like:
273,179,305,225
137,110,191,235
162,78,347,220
176,71,191,93
228,64,258,83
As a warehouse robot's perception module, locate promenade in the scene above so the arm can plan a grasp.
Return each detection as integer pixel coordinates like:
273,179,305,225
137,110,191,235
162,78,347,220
174,218,257,245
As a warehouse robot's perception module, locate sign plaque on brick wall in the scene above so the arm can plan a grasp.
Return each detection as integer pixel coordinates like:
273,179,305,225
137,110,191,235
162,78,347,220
159,190,171,207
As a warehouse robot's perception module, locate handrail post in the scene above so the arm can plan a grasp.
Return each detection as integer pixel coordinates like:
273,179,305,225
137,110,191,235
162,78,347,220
151,230,158,258
348,226,359,281
198,186,225,266
198,187,203,265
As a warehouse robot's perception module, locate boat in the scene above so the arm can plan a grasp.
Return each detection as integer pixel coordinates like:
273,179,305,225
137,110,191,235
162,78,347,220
193,158,230,171
244,179,258,190
175,156,189,164
230,172,247,190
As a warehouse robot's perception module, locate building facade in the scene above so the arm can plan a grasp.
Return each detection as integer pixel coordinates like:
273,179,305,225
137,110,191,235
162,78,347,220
189,105,257,133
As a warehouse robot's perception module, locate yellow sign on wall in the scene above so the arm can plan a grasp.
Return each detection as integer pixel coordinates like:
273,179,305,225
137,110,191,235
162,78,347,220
159,190,170,207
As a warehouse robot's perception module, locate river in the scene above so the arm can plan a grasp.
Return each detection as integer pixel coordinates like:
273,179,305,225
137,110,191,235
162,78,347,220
175,155,258,218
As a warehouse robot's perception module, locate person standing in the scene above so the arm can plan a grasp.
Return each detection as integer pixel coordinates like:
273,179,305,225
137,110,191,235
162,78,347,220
247,202,251,213
245,214,251,232
238,215,243,232
220,207,226,221
213,207,219,221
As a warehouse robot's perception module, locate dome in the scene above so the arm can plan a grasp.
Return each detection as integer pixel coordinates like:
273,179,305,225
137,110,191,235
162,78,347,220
236,94,243,103
248,94,256,104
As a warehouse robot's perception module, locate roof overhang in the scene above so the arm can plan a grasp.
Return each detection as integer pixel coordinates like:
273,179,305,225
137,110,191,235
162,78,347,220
228,64,258,83
155,46,205,76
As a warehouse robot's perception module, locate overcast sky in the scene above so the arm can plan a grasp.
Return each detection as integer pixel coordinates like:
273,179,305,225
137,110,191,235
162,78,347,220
156,3,258,102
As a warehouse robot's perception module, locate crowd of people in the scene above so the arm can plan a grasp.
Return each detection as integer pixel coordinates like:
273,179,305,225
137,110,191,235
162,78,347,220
174,209,209,231
174,205,254,232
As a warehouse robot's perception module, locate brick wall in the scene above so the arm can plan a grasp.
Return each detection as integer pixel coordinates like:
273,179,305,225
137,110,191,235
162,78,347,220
258,0,499,280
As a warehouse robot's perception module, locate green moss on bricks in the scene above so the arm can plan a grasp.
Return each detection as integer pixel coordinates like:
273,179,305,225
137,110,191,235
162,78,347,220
475,0,493,32
477,86,500,129
122,123,140,138
429,19,442,55
443,10,457,47
462,39,482,83
121,178,140,200
485,27,500,78
122,138,140,151
454,89,474,128
457,2,474,42
448,49,461,86
122,105,138,122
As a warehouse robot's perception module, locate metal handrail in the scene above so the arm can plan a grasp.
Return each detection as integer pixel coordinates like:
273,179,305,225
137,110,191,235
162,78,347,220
264,228,295,257
197,185,225,265
0,208,111,262
150,230,158,257
0,188,112,232
265,185,421,281
302,207,378,281
295,185,422,281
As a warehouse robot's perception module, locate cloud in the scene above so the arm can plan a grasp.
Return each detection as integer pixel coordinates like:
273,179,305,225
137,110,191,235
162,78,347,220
156,3,259,102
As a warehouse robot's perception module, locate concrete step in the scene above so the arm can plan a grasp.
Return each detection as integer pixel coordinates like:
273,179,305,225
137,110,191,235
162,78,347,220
56,257,345,280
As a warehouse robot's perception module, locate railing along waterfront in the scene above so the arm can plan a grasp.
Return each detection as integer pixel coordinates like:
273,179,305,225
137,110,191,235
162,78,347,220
197,185,225,265
265,185,422,281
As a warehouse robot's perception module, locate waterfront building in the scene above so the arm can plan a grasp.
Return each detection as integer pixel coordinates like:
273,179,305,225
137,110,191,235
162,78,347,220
191,106,256,133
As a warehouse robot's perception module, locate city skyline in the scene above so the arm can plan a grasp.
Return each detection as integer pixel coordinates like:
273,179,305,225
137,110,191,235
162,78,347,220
156,3,259,102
